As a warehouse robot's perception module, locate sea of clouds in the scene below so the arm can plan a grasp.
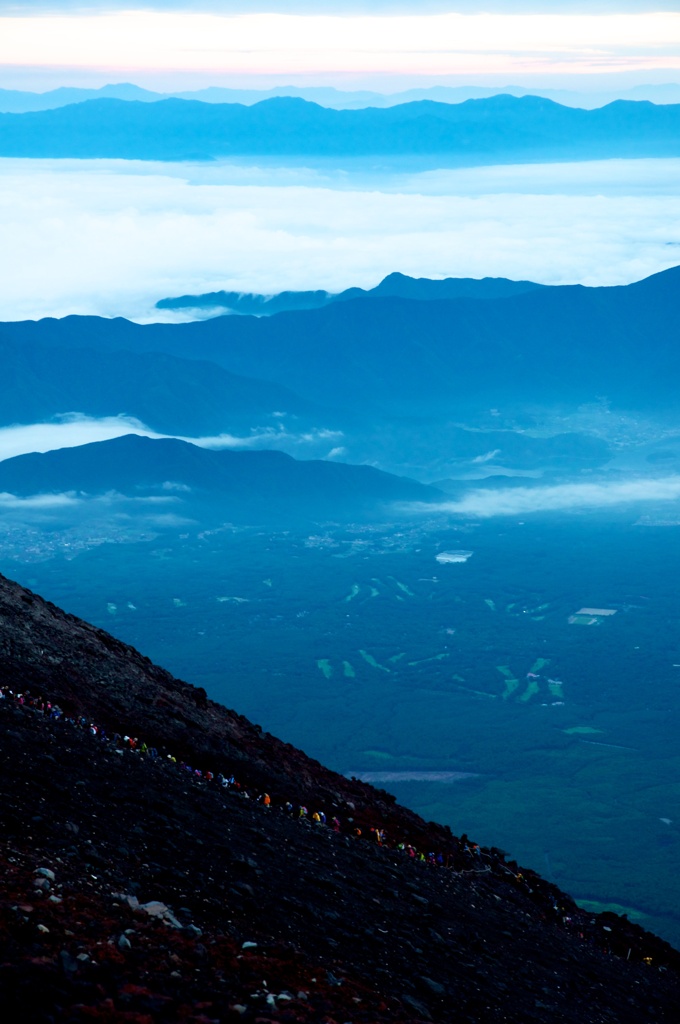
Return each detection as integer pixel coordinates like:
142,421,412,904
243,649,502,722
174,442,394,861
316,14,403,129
1,156,680,321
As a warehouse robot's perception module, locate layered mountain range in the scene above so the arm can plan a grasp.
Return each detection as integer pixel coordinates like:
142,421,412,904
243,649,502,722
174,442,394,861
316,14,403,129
2,265,679,483
3,82,680,113
2,571,680,1023
6,267,679,415
1,95,680,163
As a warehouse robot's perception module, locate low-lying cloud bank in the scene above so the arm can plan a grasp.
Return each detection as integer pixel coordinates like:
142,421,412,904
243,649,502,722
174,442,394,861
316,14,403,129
0,491,79,509
0,415,157,462
417,477,680,517
0,415,343,462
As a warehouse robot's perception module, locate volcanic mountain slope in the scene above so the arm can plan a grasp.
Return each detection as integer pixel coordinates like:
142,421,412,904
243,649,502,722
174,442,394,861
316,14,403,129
1,572,680,1023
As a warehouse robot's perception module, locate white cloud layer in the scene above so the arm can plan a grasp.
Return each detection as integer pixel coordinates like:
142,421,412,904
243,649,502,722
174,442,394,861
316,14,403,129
0,491,79,508
423,477,680,517
0,415,343,463
0,415,156,461
1,157,680,321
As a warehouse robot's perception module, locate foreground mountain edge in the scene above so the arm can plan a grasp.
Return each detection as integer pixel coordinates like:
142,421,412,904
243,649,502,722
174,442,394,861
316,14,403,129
1,571,679,1023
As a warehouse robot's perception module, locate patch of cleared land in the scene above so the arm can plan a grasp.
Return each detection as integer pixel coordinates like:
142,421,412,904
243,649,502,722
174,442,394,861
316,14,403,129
497,665,520,700
389,577,415,597
408,653,450,667
519,679,540,702
569,607,617,625
359,650,390,672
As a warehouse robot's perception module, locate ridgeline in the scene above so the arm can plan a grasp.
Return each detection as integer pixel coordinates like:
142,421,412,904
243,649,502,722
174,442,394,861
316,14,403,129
2,95,680,163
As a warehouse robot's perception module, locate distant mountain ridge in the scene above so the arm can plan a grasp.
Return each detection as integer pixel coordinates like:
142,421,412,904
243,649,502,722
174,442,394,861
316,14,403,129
3,265,678,481
4,265,677,416
156,271,546,316
0,337,318,436
3,81,680,112
2,95,680,164
0,435,442,522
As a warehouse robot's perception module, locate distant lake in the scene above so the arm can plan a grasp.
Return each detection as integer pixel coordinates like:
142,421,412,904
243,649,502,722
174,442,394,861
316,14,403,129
348,771,479,783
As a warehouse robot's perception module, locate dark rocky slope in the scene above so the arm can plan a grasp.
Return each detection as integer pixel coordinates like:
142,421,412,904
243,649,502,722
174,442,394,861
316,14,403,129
1,571,679,1023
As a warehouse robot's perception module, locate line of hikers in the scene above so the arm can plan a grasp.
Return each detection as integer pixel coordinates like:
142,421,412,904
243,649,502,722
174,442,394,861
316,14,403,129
0,684,494,873
0,684,667,969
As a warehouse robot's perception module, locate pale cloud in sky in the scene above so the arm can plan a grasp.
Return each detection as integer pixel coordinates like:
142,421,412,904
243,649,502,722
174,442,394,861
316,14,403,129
0,157,679,321
419,477,680,517
0,10,678,79
0,3,671,12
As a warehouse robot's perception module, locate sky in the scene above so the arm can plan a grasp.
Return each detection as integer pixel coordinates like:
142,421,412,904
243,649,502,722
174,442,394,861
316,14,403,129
0,2,674,11
1,4,679,92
